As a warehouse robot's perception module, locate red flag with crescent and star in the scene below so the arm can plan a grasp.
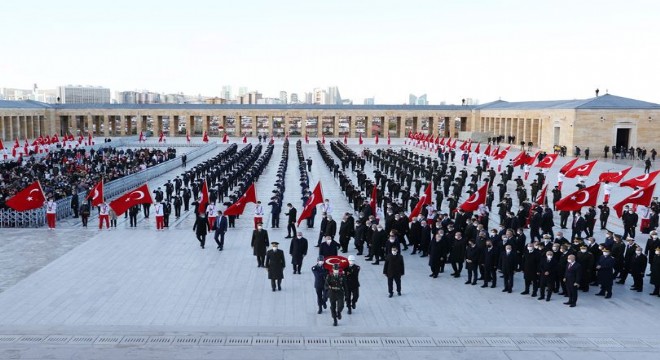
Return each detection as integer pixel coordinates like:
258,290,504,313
202,131,208,142
370,185,378,216
534,153,558,168
198,179,209,215
563,160,598,178
322,134,326,144
138,131,145,142
158,132,164,143
186,131,191,143
559,157,578,174
494,145,510,160
86,180,104,207
612,183,656,218
387,133,391,145
555,183,601,211
409,182,432,221
224,183,257,216
375,134,379,144
298,181,324,226
459,182,488,212
222,133,228,143
5,181,46,211
598,167,632,183
536,184,548,205
359,133,363,145
242,136,247,143
109,183,154,216
323,255,349,272
620,169,660,189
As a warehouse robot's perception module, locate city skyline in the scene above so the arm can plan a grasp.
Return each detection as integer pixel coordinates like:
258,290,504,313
1,0,658,104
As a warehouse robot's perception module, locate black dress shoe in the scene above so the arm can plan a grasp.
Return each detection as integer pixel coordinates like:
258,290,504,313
569,304,576,307
337,312,342,319
604,294,612,298
397,291,401,296
563,302,571,305
595,292,605,296
465,281,471,284
490,285,497,288
388,293,393,298
481,284,488,288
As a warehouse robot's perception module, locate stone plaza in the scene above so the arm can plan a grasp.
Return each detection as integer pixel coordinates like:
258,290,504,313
0,137,659,359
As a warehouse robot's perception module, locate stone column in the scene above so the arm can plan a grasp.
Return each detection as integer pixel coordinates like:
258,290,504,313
0,116,5,141
332,116,339,137
316,116,323,137
202,116,210,136
171,116,179,137
348,116,356,138
267,116,273,136
250,115,257,137
235,116,242,137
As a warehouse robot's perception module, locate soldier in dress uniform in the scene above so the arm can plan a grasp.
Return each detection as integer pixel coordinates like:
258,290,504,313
325,263,346,326
265,242,286,291
344,255,360,314
312,256,328,314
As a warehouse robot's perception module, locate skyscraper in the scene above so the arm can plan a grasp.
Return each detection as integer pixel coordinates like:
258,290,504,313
417,94,428,105
57,85,111,104
290,93,299,104
221,85,232,101
363,97,375,105
409,94,417,105
279,91,287,104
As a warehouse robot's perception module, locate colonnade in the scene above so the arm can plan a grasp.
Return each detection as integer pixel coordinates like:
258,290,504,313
0,115,48,141
479,116,542,146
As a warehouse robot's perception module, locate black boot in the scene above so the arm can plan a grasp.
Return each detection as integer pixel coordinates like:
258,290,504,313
333,317,337,326
317,306,322,314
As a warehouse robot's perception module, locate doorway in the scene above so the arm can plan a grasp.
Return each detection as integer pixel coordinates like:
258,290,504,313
616,128,630,149
553,127,560,145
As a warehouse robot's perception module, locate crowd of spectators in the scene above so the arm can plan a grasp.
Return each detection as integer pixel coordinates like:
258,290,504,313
0,147,177,209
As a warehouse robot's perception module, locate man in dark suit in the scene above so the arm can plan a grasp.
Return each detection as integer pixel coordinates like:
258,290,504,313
481,240,499,288
564,254,582,307
325,214,337,241
251,223,269,267
213,210,228,251
289,231,308,274
538,250,559,301
499,244,517,293
596,249,616,298
571,211,586,240
338,213,355,253
284,203,297,238
450,232,467,278
383,246,405,297
265,242,286,291
622,207,639,240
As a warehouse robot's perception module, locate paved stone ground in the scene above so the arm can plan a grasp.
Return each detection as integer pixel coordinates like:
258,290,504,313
0,138,658,359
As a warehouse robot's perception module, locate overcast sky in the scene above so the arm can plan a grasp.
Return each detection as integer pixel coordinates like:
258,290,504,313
1,0,657,104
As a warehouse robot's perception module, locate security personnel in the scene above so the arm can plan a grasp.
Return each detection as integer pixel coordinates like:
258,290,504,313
312,256,328,314
173,194,182,218
265,242,286,291
325,263,346,326
344,255,360,314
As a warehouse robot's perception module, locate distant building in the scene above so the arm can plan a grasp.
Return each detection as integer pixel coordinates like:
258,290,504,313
205,97,227,104
279,91,287,104
57,85,110,104
409,93,428,105
313,88,328,104
239,91,262,104
417,94,428,105
238,87,248,97
304,92,313,104
290,93,299,104
327,86,342,105
221,85,232,101
363,97,375,105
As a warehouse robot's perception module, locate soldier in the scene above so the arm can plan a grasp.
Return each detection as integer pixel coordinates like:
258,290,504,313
251,223,269,267
285,203,297,238
344,255,360,314
163,200,172,228
182,187,191,211
173,194,182,218
80,201,91,227
312,256,328,313
265,242,286,291
99,201,110,230
325,263,346,326
650,247,660,296
289,231,308,274
254,201,265,229
383,246,405,297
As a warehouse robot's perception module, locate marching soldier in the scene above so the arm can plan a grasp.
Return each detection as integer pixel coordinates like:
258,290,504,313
325,263,346,326
312,256,328,314
344,255,360,314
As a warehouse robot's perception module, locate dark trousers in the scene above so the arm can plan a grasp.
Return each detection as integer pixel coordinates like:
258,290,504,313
214,231,225,249
339,235,350,252
632,273,644,290
129,214,137,227
142,204,150,218
307,216,314,228
600,217,608,229
270,279,282,290
503,272,514,291
623,226,636,240
567,283,579,304
387,276,402,294
256,255,265,267
81,215,89,227
287,222,296,237
292,263,302,273
599,280,613,296
466,263,478,283
345,288,359,308
174,206,181,217
196,234,206,248
484,267,497,286
271,215,279,228
164,215,170,228
451,261,463,275
329,291,344,318
539,277,554,299
524,278,539,295
315,287,327,307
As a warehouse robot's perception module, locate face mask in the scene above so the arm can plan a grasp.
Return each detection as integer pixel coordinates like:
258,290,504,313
568,260,574,264
553,247,559,252
318,261,324,266
258,226,263,230
333,270,339,275
636,251,642,255
603,252,610,256
546,256,553,260
272,247,278,250
506,250,511,254
391,251,397,255
527,248,534,252
389,238,395,242
580,249,587,253
656,251,660,255
326,240,331,244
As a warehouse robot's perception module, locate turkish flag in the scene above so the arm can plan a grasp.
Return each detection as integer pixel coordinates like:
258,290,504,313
85,180,104,207
359,133,363,145
344,134,347,144
322,134,326,144
222,133,228,143
387,133,391,145
483,143,491,157
6,181,46,211
158,132,164,143
242,136,247,143
198,179,209,215
305,133,309,143
459,182,488,212
494,145,511,160
109,184,154,216
370,185,378,216
620,169,660,189
536,184,548,205
598,167,632,183
612,183,656,218
474,142,481,154
297,181,324,226
534,153,558,168
224,183,257,216
563,160,598,178
409,182,432,221
186,132,191,143
375,134,379,144
439,137,446,146
491,147,499,158
0,139,4,151
138,131,145,142
322,255,349,272
200,130,207,142
459,140,468,151
511,152,527,167
526,151,539,166
451,138,458,149
555,183,601,211
52,134,59,143
559,158,578,174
